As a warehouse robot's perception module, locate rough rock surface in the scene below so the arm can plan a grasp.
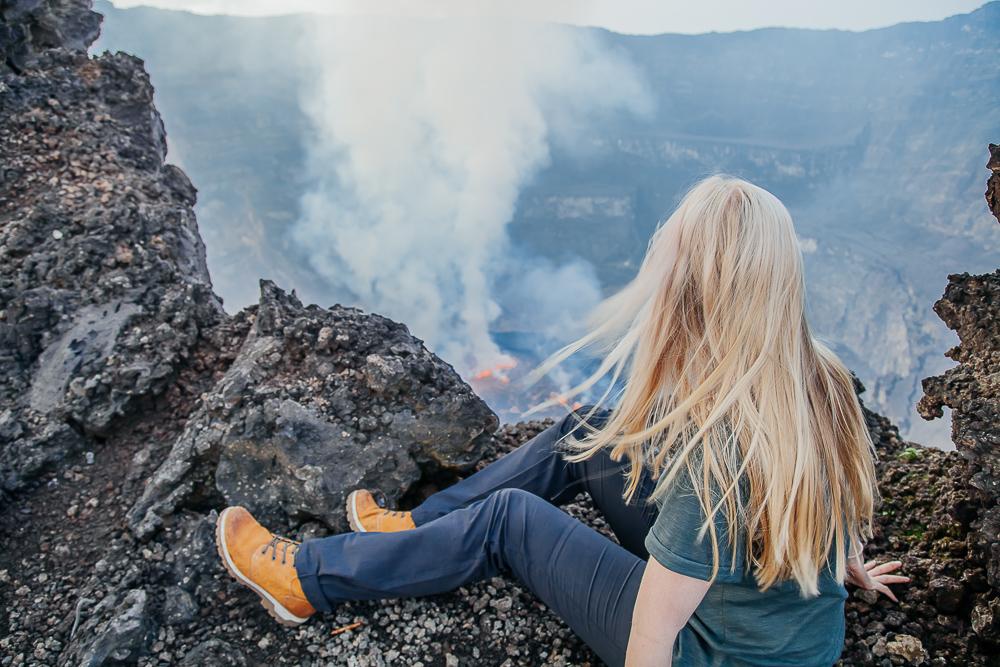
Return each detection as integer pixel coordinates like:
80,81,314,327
0,1,224,493
63,588,157,666
917,144,1000,633
2,1,1000,666
986,143,1000,225
0,0,101,73
128,280,497,539
3,409,998,666
839,403,998,664
2,420,615,667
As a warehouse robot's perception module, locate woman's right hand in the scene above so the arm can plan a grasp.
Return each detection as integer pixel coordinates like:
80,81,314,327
845,558,910,602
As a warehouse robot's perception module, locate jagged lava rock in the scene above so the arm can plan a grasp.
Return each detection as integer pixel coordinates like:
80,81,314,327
0,0,101,73
61,588,157,666
0,2,224,492
128,280,498,538
918,145,1000,592
985,143,1000,223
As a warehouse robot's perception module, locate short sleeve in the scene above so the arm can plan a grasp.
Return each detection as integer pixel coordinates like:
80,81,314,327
644,467,745,584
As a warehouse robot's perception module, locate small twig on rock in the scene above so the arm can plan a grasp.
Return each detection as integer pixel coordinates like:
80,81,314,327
70,597,95,639
330,621,363,636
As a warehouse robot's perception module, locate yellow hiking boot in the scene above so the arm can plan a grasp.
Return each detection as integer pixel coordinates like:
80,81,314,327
345,489,416,533
215,506,316,626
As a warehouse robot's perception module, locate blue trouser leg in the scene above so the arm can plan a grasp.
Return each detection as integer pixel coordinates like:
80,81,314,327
413,407,658,557
294,408,655,666
295,488,645,666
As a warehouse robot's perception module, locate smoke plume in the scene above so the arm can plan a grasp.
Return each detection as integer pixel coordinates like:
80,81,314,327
292,13,651,376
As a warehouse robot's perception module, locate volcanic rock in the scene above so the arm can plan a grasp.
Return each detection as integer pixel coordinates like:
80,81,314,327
885,634,927,664
177,639,246,666
986,143,1000,225
127,280,498,538
918,145,1000,591
62,588,156,666
0,0,224,493
0,0,101,73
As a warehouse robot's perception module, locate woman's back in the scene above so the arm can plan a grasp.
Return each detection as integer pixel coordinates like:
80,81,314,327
646,460,848,666
542,175,879,602
573,404,851,666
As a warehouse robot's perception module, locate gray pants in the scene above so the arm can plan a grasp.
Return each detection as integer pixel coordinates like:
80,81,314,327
295,408,657,666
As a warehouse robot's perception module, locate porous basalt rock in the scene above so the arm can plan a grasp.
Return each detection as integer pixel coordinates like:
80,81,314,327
61,588,157,666
839,402,996,664
985,143,1000,224
128,280,498,538
0,0,224,492
918,146,1000,593
0,0,101,73
178,639,247,666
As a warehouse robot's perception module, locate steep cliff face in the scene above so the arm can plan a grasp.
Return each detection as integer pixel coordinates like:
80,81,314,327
0,0,225,494
918,144,1000,614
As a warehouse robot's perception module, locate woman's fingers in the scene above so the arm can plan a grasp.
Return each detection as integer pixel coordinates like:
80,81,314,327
874,581,899,603
852,559,910,601
867,560,904,576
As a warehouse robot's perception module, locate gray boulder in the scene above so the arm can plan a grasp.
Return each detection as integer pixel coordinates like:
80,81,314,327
128,280,497,538
64,588,156,666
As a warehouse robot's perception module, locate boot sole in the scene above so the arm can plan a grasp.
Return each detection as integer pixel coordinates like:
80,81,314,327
215,507,311,627
346,490,368,533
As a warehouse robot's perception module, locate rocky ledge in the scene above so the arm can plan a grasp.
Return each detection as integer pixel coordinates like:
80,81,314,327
1,2,998,666
128,279,497,541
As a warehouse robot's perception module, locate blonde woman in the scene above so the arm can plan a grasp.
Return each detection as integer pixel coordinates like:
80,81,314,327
216,175,908,666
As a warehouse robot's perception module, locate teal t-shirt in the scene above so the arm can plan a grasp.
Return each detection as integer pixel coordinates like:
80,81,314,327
644,468,847,667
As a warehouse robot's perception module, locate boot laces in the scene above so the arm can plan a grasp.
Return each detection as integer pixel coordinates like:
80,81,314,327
261,535,300,565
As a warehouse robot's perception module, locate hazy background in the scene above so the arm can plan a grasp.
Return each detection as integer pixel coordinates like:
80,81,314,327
106,0,986,34
92,1,1000,443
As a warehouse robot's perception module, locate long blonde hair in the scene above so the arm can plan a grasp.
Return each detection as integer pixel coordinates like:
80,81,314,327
528,175,877,596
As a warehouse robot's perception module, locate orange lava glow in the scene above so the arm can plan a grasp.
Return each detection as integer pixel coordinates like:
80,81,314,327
549,392,583,411
471,359,518,384
469,357,582,419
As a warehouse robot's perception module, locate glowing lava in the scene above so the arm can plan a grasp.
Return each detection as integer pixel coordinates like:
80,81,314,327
471,359,517,385
549,392,583,411
468,357,584,421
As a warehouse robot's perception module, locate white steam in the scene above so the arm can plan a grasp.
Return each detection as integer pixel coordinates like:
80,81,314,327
292,14,650,374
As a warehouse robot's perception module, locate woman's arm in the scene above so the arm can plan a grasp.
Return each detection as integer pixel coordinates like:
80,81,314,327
625,557,711,667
